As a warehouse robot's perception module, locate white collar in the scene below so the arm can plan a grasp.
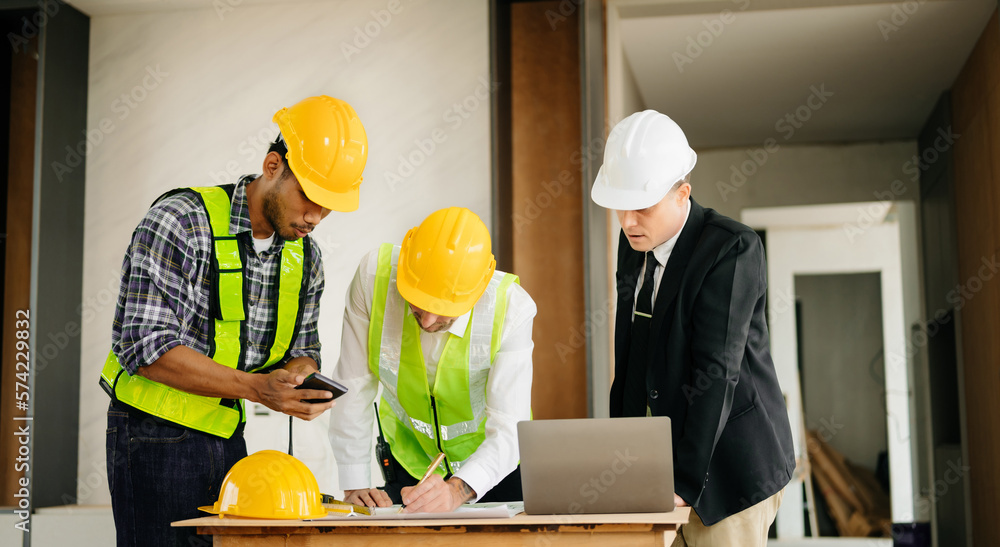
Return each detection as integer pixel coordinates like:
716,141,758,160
446,310,472,337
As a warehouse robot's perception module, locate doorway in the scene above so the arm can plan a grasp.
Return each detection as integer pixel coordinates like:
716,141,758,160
797,272,890,537
742,201,922,540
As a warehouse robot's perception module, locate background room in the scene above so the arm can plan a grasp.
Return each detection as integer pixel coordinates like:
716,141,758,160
1,1,999,546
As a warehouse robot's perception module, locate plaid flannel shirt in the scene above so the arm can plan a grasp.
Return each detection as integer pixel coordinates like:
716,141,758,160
111,176,324,375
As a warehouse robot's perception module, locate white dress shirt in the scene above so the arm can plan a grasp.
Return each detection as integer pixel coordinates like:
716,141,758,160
329,249,536,501
633,199,691,313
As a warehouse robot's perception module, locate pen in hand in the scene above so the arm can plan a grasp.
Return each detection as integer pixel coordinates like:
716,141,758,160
398,452,446,513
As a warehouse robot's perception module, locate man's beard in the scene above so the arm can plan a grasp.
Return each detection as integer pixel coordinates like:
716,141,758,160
261,187,295,241
261,176,312,241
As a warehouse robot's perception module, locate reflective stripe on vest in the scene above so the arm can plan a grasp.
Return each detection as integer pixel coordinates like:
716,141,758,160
368,243,516,478
100,186,305,438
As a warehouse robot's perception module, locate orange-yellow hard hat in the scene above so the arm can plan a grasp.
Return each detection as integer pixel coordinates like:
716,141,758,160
397,207,496,318
199,450,327,520
273,96,367,212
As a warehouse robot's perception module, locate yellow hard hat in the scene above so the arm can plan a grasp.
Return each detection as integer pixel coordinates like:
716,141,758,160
199,450,328,520
273,96,368,213
397,207,496,317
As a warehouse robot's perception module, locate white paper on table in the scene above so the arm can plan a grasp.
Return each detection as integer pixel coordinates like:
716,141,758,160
309,502,524,521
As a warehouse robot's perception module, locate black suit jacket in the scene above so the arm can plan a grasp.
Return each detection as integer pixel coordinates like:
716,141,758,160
611,198,795,526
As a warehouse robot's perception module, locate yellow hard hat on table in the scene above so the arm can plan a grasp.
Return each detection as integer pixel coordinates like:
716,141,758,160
199,450,327,519
273,96,368,213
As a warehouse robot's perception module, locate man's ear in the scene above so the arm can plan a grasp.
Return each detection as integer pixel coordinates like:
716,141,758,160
675,182,692,203
262,151,284,180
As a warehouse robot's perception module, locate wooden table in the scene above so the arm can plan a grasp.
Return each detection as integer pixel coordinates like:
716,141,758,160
174,508,690,546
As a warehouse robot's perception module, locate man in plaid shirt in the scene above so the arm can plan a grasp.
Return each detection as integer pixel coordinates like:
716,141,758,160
103,96,367,547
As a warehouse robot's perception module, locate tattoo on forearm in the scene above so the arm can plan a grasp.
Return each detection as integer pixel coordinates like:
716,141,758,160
449,478,476,501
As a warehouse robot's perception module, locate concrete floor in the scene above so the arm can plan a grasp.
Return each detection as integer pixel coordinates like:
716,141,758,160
0,505,115,546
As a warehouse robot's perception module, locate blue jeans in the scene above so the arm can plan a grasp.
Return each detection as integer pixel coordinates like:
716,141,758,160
106,401,247,547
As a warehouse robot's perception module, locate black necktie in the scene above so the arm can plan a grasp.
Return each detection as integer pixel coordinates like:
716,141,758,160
623,251,657,416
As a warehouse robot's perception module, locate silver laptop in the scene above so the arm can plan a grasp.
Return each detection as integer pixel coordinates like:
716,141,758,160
517,417,674,514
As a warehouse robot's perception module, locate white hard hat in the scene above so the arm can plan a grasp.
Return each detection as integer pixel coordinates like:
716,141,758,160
591,110,697,211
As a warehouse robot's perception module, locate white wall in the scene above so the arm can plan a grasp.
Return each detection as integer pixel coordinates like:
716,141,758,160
78,0,491,506
693,140,919,218
621,56,645,118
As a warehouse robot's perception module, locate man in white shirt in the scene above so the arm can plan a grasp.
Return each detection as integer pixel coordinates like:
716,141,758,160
328,207,536,512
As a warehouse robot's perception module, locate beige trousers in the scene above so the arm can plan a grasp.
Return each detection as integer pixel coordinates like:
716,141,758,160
671,489,784,547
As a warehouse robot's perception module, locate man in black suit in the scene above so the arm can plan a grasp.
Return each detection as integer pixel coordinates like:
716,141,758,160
591,110,795,546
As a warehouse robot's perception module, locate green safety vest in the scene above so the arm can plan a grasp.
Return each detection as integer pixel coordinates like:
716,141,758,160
369,243,518,480
99,185,307,438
